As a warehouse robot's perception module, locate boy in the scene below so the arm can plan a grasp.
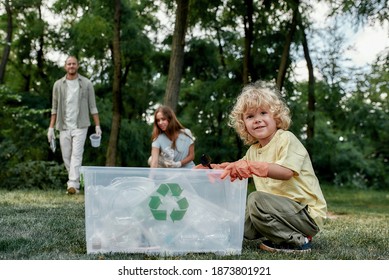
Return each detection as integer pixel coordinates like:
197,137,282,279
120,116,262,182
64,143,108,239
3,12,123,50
200,81,327,253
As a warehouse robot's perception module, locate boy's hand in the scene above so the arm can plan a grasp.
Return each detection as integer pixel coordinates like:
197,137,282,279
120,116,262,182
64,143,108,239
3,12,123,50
220,160,269,181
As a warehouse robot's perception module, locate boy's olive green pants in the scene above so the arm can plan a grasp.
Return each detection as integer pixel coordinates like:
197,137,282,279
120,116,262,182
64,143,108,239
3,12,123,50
244,191,320,246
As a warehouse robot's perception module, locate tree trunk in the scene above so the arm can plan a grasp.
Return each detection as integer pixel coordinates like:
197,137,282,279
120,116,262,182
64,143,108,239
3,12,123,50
301,25,316,157
106,0,122,166
276,0,299,91
164,0,189,112
215,25,226,70
0,0,12,84
37,4,45,79
243,0,254,85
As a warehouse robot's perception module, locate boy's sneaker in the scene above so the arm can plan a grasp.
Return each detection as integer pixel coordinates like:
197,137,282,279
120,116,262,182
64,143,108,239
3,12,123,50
67,187,79,195
259,239,312,253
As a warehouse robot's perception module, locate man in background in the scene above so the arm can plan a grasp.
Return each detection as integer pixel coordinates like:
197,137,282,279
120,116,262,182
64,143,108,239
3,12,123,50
47,56,102,194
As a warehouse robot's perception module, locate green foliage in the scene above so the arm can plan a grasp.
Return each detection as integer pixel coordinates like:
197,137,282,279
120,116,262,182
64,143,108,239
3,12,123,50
118,119,152,167
0,0,387,191
312,120,380,189
71,14,112,59
0,161,67,190
1,88,49,157
0,86,65,190
292,59,389,190
81,95,153,168
180,78,244,162
331,0,389,26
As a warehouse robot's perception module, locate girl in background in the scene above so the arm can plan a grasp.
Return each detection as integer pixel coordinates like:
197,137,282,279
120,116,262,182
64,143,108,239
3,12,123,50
149,105,195,168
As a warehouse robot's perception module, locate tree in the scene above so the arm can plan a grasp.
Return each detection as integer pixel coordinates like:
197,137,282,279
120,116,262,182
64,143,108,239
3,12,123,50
0,0,12,84
106,0,122,166
328,0,389,64
242,0,254,84
164,0,190,112
0,0,387,191
49,0,157,167
300,25,316,155
329,0,389,26
276,0,299,91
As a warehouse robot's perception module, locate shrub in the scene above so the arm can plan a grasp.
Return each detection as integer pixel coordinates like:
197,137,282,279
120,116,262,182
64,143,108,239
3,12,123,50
0,161,67,190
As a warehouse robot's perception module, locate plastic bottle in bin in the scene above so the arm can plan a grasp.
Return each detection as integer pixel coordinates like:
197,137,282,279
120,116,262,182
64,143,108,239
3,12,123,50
91,235,102,250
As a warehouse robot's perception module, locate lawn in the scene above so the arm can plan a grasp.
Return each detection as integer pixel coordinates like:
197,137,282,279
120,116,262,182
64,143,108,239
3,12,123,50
0,185,388,260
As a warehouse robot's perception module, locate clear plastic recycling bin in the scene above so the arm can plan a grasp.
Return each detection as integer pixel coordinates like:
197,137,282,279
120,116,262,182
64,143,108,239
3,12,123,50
81,166,248,256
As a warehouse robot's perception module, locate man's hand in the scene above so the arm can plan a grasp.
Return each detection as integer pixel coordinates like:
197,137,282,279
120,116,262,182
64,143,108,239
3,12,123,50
47,127,55,143
95,125,102,136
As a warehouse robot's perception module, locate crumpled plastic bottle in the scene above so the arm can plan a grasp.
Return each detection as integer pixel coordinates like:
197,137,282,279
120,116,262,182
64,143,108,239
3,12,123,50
50,137,56,153
160,147,175,166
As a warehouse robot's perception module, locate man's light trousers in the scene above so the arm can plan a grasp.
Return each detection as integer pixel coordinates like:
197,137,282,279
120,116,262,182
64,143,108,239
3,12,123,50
59,128,88,190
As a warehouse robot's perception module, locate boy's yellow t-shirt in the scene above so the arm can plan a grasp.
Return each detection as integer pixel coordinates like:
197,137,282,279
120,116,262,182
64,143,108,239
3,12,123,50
244,129,327,229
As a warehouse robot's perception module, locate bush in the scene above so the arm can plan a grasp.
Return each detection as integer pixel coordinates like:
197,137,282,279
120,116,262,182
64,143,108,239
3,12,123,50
0,161,67,190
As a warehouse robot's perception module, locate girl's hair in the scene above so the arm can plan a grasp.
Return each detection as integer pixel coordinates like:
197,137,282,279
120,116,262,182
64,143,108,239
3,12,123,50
228,81,291,145
151,105,189,149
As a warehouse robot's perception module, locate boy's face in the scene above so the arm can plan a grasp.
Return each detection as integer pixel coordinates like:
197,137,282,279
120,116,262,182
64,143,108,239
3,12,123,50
243,106,277,146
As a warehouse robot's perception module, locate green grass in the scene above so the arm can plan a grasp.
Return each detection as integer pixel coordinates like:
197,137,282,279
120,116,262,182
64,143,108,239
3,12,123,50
0,186,388,260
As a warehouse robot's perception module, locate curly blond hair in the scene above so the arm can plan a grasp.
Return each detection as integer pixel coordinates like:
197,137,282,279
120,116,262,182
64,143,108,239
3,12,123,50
228,81,291,145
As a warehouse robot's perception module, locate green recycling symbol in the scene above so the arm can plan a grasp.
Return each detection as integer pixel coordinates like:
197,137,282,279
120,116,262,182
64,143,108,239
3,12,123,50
148,183,189,222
